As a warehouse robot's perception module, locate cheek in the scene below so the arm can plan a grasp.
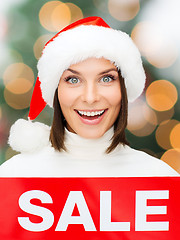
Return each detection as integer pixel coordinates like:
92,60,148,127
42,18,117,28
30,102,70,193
111,91,121,106
58,87,78,108
102,85,122,106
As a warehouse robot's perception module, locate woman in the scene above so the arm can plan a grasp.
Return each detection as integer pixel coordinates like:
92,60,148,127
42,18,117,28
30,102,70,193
0,16,178,177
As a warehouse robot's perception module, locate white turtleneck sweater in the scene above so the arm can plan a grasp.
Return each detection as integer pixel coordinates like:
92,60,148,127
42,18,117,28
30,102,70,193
0,128,178,177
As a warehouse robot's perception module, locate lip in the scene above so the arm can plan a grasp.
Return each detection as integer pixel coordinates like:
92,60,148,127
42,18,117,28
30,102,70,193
75,109,108,125
75,109,106,112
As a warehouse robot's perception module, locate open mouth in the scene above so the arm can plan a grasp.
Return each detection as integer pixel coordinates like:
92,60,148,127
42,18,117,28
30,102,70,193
75,109,107,121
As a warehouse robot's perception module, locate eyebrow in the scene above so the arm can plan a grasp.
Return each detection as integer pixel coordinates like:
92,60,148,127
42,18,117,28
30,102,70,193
66,68,80,74
98,68,118,75
66,68,118,75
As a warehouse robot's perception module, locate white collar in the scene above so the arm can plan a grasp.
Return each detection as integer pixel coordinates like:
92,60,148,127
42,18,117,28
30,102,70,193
64,127,114,160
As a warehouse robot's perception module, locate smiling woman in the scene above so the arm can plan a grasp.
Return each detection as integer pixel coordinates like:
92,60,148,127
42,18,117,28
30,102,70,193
0,17,178,177
58,58,121,138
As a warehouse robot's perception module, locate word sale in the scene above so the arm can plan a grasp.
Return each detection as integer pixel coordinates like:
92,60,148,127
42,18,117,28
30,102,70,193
18,190,169,232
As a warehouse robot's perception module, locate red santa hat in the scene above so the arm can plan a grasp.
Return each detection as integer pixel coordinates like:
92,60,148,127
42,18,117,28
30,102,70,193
8,16,146,153
29,16,145,120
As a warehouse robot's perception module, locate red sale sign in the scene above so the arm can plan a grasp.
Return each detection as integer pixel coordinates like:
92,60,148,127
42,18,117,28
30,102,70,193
0,177,180,240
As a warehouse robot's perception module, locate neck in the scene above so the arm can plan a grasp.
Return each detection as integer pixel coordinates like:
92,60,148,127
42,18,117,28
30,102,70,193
64,127,114,160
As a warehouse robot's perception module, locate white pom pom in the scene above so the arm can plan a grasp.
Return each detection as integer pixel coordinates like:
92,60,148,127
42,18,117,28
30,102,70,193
8,119,51,153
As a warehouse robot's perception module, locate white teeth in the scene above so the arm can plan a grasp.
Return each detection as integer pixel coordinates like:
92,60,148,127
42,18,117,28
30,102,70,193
78,111,83,115
77,110,105,116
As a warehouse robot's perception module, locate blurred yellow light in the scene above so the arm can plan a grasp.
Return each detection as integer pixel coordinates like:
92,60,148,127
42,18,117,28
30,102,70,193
127,99,157,136
6,78,33,95
131,22,178,68
108,0,140,21
33,34,53,60
3,63,34,94
170,123,180,149
39,1,61,31
0,107,2,119
52,3,71,31
4,88,33,110
66,3,83,23
155,119,179,150
161,149,180,173
39,1,71,32
146,80,178,112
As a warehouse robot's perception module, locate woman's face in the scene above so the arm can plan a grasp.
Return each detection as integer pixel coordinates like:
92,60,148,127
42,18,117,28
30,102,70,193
58,57,121,139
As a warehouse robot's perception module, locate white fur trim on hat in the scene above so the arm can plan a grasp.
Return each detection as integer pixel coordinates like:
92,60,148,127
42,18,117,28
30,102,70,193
8,119,50,153
37,25,146,107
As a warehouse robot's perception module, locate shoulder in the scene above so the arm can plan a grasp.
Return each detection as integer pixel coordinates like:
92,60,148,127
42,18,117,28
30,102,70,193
0,146,58,177
0,154,26,177
113,145,179,176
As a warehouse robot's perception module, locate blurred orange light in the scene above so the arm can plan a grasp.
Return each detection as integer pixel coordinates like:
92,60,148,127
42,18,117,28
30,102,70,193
108,0,140,21
128,122,156,137
131,22,178,68
131,22,154,56
4,88,33,110
155,108,174,124
33,34,53,60
6,78,32,95
146,47,178,69
52,3,71,31
146,80,178,112
39,1,71,32
161,149,180,173
3,63,34,94
66,3,83,23
155,119,179,150
170,123,180,149
127,99,157,136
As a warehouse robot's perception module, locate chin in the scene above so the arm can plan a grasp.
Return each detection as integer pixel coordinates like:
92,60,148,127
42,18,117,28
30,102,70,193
77,127,107,139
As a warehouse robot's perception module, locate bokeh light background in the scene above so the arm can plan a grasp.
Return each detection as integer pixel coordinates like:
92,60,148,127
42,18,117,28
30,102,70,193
0,0,180,173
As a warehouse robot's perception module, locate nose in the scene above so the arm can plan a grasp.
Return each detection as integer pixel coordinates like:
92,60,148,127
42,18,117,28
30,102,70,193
81,82,100,104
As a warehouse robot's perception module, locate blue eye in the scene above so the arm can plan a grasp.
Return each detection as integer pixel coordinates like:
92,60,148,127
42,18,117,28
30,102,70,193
66,77,80,84
101,76,113,83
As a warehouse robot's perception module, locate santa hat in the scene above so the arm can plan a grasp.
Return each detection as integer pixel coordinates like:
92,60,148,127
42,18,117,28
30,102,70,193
8,16,146,153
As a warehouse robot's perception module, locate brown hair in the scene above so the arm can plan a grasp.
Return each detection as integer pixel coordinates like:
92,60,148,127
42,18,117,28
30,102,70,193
50,71,129,153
